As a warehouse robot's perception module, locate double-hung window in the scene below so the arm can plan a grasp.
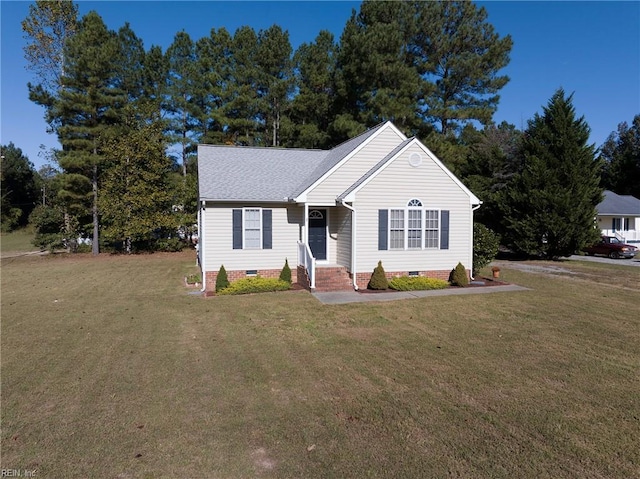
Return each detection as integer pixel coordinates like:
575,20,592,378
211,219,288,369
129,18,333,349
243,208,262,249
389,209,405,249
232,208,272,250
424,210,439,248
379,201,448,251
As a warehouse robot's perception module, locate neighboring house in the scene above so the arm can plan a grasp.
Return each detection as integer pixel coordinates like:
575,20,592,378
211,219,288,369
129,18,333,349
197,121,481,292
596,190,640,244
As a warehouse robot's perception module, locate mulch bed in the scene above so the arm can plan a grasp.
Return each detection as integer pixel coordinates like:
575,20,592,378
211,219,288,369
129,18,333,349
358,276,508,293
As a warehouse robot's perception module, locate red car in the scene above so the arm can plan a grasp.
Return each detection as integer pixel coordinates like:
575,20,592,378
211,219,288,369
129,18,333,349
583,236,638,259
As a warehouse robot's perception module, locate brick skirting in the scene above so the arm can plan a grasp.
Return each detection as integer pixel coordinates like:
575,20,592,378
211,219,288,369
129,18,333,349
204,266,468,292
204,268,298,292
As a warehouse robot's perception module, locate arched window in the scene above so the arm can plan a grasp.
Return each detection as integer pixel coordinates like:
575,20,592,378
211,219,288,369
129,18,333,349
407,198,422,207
309,209,324,219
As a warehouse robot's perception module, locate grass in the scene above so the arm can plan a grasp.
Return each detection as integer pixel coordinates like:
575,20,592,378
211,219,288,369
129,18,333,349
0,228,36,253
1,252,639,478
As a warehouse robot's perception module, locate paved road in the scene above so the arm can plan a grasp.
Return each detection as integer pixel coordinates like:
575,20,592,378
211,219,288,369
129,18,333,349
568,254,640,267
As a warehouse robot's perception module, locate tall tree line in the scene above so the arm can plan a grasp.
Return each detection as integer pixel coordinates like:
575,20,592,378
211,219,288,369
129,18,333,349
19,0,632,259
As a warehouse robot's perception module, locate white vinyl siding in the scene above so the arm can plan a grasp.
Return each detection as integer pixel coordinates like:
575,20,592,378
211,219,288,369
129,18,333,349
201,203,303,273
353,143,474,273
306,127,405,204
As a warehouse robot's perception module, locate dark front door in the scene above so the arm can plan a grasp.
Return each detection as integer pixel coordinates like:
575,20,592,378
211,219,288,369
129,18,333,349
308,209,327,260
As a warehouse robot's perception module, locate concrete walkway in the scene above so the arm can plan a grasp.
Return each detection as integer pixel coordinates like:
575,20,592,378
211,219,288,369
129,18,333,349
312,283,530,305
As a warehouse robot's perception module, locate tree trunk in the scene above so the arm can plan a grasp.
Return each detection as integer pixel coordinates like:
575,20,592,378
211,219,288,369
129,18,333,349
92,161,99,256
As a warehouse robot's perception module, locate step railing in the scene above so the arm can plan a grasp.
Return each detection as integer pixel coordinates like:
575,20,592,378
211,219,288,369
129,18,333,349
297,241,316,289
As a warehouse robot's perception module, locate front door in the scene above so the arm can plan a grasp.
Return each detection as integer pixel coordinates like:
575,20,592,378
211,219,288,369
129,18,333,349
308,209,327,260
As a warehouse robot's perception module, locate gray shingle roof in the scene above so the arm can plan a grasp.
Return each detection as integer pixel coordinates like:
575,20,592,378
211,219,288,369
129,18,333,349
198,122,389,202
598,190,640,215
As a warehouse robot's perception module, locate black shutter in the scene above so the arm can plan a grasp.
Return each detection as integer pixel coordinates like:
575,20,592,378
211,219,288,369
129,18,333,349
378,209,388,250
440,210,449,250
232,209,242,249
262,209,272,249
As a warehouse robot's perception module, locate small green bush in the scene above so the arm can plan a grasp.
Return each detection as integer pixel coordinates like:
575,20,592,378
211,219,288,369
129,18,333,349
449,262,469,287
389,276,449,291
186,273,201,284
473,223,500,275
217,276,291,295
216,265,230,292
368,260,389,290
279,258,292,283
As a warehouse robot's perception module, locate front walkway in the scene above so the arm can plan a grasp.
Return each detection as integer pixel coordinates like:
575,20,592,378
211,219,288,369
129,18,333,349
312,283,529,304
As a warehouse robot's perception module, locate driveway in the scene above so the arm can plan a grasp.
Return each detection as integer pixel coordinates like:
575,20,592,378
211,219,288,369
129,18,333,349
568,254,640,267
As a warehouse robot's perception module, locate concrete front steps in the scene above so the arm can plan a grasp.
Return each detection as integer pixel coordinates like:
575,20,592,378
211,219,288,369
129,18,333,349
313,266,354,292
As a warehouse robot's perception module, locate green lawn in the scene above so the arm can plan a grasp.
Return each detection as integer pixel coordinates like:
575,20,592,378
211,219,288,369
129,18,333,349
0,228,36,254
1,252,639,478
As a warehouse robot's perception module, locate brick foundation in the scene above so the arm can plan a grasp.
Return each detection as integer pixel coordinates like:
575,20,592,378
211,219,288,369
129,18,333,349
354,269,468,289
204,268,298,292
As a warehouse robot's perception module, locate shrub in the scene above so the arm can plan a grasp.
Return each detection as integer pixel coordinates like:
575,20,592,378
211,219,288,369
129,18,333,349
217,277,291,295
186,273,201,284
155,238,186,252
449,262,469,287
215,265,229,292
473,223,500,275
279,258,292,283
389,276,449,291
368,260,389,290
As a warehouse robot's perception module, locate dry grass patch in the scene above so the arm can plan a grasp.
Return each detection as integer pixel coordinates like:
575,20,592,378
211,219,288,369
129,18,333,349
1,252,639,478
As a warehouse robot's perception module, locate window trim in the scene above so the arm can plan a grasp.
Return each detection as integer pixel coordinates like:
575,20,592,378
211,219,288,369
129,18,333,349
386,201,441,250
242,207,262,250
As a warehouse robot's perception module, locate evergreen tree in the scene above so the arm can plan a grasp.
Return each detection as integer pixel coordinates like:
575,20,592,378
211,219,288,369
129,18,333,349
141,44,169,112
600,115,640,198
461,122,523,233
166,31,198,176
289,30,337,148
499,89,603,259
225,26,262,145
48,11,125,255
256,25,294,147
333,1,423,140
412,0,513,135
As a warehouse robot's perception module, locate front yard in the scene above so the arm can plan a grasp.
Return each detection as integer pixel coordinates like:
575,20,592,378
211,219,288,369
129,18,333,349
1,251,638,478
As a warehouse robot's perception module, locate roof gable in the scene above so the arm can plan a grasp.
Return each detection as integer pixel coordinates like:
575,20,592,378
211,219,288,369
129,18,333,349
291,121,406,200
598,190,640,215
338,138,481,205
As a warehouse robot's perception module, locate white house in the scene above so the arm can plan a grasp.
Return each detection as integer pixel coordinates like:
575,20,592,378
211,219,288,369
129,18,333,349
197,121,481,292
596,190,640,244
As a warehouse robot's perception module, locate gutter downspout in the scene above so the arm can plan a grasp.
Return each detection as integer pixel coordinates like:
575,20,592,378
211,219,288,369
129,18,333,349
470,203,482,281
340,199,359,290
199,200,207,293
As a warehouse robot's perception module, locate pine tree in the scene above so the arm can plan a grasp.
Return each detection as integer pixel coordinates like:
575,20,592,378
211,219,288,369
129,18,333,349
333,1,423,140
600,115,640,198
51,11,125,255
289,30,337,148
216,265,230,292
500,89,603,259
368,261,388,290
166,31,198,176
412,0,513,135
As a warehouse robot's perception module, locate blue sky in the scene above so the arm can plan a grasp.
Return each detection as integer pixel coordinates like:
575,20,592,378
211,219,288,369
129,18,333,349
1,1,639,169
